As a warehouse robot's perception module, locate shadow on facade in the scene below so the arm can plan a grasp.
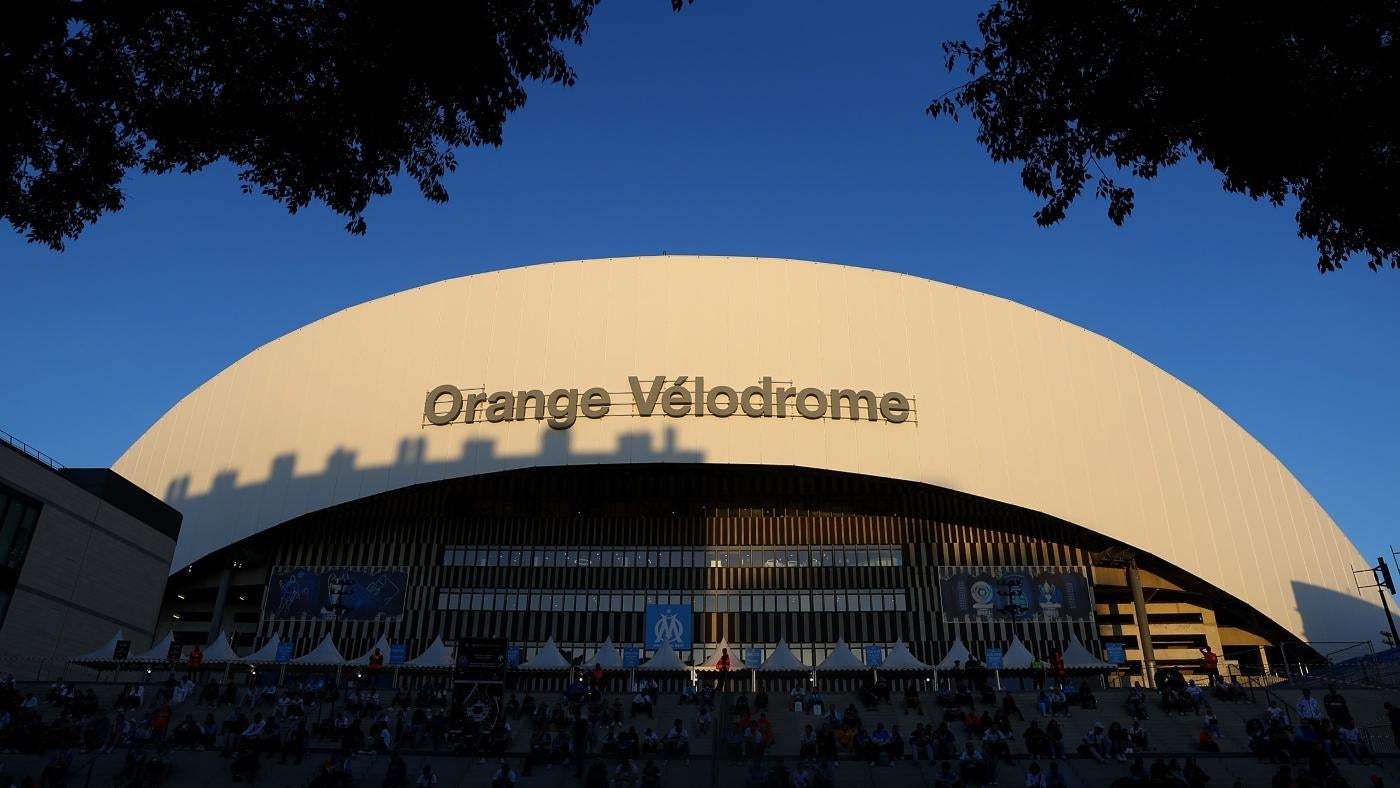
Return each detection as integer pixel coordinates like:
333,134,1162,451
162,426,706,551
1290,580,1392,656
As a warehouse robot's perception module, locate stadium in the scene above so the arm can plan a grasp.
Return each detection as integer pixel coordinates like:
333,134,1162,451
108,256,1385,678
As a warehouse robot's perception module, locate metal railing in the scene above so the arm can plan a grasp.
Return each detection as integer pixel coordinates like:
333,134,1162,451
1223,664,1259,704
1361,721,1398,755
0,427,65,470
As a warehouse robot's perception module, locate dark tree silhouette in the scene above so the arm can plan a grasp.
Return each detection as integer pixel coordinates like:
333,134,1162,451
2,1,614,249
930,2,1400,272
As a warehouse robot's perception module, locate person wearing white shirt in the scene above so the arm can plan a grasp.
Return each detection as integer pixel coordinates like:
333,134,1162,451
1296,689,1322,723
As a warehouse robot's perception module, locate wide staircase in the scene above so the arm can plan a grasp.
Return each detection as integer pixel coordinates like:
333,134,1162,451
2,681,1396,787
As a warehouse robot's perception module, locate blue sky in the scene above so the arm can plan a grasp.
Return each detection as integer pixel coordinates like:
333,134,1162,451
2,2,1397,579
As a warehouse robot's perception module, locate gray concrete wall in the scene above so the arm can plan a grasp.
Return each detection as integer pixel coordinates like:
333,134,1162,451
0,447,175,678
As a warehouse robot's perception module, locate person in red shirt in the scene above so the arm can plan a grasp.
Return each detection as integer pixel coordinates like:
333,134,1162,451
716,649,731,692
188,645,203,679
368,648,385,687
1200,647,1220,682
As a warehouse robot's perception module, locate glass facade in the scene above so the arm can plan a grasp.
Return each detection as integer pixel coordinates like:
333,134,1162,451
435,587,909,613
441,544,904,568
0,482,43,627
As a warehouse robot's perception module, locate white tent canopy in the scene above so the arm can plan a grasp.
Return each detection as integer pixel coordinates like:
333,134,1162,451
1061,634,1110,669
1001,636,1037,670
936,638,973,670
882,640,932,670
405,636,454,669
292,633,345,666
70,630,125,663
520,638,570,670
760,639,809,670
585,638,624,669
817,639,865,671
200,632,241,663
132,631,177,662
244,633,285,664
349,633,393,665
639,642,686,671
698,638,744,670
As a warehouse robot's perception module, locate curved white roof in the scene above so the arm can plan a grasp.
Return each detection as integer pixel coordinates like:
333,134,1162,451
113,256,1380,644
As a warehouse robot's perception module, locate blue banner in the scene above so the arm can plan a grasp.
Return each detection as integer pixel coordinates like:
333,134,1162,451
264,567,408,621
985,648,1004,670
1105,643,1126,666
276,641,294,663
623,647,641,668
745,648,763,668
939,566,1093,622
389,644,407,665
644,603,693,650
864,644,884,667
506,645,522,667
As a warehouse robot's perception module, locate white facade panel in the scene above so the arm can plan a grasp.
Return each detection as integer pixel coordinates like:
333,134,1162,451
112,256,1383,644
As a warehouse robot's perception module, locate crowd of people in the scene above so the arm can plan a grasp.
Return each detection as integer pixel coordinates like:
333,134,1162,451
0,660,1393,788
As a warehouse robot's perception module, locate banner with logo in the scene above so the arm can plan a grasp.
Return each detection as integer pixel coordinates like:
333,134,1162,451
263,567,409,621
864,644,884,668
1105,643,1127,666
939,566,1093,622
644,603,693,650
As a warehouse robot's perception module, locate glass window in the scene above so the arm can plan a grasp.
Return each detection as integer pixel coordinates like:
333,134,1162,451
612,549,626,568
591,549,604,567
834,593,847,612
510,550,523,567
671,550,684,568
797,594,810,612
657,550,670,568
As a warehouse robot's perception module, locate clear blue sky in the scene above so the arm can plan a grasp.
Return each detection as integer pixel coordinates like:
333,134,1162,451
2,2,1396,579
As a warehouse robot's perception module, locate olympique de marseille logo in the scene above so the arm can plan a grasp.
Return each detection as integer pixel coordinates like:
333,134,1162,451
653,609,685,648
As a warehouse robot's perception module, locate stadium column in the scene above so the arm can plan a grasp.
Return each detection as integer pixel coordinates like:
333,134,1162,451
1126,561,1156,687
208,562,234,642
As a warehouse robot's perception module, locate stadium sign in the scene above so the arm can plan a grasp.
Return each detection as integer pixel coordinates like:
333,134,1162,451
424,375,913,430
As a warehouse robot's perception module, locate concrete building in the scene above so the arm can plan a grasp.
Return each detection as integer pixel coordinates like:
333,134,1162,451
0,434,180,677
105,257,1388,676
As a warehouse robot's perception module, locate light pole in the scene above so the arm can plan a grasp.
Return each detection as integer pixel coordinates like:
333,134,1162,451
1351,557,1399,649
